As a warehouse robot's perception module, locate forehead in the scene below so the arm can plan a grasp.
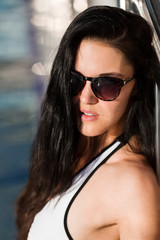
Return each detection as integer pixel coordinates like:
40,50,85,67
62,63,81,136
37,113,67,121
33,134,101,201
75,39,134,77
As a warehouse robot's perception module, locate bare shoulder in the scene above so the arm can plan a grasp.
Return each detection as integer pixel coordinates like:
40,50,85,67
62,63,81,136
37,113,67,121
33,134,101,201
115,159,160,213
114,158,159,197
104,149,160,207
103,145,160,196
100,151,160,239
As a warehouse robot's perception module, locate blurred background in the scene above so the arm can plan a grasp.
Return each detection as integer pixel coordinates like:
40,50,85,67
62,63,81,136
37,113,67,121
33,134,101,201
0,0,159,239
0,0,118,238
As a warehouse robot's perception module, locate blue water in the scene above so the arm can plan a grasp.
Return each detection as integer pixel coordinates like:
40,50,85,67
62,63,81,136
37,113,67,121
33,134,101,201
0,0,43,238
0,1,31,61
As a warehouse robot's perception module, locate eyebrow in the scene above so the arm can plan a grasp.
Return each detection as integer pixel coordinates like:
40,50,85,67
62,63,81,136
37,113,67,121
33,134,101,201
99,72,124,78
74,70,125,79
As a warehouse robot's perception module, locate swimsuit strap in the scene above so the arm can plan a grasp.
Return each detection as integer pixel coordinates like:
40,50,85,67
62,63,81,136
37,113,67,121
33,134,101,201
64,136,126,239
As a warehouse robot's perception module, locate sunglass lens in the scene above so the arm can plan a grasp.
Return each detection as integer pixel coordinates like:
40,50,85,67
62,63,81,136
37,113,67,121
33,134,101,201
70,74,84,96
92,78,122,101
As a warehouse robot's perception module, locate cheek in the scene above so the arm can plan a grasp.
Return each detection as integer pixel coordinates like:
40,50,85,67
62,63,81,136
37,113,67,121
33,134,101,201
72,96,80,115
101,89,133,122
72,95,79,104
101,102,125,121
72,96,80,122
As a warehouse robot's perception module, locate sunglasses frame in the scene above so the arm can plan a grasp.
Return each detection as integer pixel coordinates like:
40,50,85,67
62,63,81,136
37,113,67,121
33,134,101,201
70,71,136,101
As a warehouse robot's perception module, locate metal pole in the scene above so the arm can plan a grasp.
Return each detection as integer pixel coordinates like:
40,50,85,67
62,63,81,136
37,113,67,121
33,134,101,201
124,0,160,182
155,83,160,183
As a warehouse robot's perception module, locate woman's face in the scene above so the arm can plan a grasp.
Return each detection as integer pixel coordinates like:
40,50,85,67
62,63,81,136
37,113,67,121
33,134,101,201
72,39,135,142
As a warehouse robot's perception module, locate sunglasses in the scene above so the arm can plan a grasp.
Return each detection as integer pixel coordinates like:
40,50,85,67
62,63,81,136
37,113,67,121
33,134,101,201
70,71,136,101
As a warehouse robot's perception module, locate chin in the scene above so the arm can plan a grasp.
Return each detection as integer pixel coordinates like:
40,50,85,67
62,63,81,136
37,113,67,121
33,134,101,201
79,127,108,138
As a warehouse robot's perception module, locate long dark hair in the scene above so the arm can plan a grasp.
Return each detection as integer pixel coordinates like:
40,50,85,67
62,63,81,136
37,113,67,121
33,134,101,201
16,5,160,239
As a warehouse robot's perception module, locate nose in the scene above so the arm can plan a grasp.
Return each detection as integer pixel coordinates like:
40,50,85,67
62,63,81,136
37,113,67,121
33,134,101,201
79,81,98,104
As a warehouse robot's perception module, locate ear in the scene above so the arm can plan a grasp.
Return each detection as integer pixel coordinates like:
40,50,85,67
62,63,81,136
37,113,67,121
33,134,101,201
131,83,138,97
130,83,141,102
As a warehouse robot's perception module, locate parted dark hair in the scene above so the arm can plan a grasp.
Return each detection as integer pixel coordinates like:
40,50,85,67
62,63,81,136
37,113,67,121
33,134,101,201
16,5,160,240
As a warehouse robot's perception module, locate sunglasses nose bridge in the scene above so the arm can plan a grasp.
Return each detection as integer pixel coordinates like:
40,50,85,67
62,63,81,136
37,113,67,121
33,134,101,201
83,77,96,95
83,76,93,83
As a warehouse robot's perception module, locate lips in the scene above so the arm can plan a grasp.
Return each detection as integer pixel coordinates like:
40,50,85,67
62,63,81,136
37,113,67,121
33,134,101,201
80,109,99,122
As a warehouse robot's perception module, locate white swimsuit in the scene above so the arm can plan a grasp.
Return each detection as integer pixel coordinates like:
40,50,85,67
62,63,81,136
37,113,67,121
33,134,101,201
28,136,124,240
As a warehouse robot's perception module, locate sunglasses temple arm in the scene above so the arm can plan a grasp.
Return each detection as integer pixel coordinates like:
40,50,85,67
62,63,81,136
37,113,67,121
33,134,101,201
123,75,136,85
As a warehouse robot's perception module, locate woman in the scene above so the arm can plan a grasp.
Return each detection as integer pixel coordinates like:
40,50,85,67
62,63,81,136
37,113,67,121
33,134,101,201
16,5,160,240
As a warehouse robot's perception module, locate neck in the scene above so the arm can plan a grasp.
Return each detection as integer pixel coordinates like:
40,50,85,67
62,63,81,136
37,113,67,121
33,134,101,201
75,132,122,172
